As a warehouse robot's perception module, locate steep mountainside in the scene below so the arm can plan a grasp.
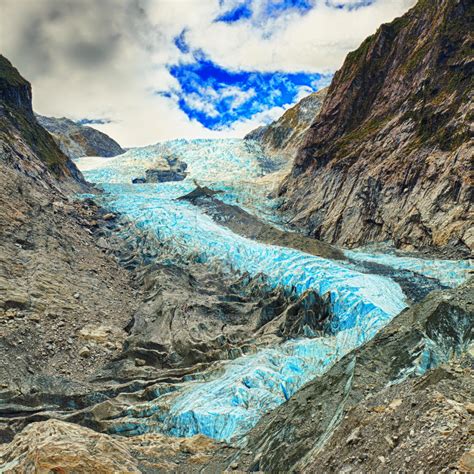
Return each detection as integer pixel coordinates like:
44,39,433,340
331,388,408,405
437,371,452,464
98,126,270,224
37,114,125,159
279,0,473,256
245,88,327,155
0,55,139,426
0,56,83,183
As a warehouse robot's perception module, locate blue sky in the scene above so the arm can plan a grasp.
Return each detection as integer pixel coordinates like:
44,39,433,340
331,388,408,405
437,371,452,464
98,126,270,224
216,0,314,23
165,48,331,130
2,0,415,146
162,0,396,134
168,0,333,131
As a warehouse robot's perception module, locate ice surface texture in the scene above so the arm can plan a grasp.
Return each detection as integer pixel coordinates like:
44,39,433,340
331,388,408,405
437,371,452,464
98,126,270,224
76,138,471,441
345,249,472,288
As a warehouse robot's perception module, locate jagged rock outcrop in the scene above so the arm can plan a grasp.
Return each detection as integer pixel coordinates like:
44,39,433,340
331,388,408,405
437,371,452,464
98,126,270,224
279,0,473,256
227,278,474,472
0,419,219,473
36,114,125,160
85,221,336,381
245,88,327,156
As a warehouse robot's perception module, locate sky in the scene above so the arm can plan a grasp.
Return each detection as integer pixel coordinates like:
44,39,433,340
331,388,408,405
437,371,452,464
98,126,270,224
0,0,415,147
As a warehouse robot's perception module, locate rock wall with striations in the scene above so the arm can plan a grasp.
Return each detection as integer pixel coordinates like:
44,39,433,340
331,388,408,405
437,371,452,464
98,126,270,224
279,0,473,256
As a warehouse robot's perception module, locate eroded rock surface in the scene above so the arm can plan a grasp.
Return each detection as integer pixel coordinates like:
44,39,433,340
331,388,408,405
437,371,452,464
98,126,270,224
279,0,473,256
0,419,220,473
0,54,138,441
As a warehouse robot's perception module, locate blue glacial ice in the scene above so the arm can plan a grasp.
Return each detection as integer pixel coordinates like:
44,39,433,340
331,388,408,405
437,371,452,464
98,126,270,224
116,326,389,441
75,138,285,223
75,138,472,442
345,249,472,288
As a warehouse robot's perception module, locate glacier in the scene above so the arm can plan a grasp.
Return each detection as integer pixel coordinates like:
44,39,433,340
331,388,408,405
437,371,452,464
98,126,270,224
75,138,472,442
344,249,472,288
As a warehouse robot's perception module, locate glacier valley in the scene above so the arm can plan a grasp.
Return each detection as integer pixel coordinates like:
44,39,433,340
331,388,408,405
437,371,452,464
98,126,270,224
75,138,472,442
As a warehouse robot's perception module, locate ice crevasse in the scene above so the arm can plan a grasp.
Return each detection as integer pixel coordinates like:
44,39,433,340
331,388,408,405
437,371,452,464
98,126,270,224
75,139,471,442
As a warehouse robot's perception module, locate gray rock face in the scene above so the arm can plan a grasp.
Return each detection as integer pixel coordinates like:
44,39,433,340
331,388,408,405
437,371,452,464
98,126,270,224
245,88,327,156
36,115,125,159
279,0,473,255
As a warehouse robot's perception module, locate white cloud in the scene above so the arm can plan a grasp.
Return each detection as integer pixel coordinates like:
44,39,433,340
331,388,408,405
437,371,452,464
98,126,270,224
0,0,416,147
186,0,415,73
183,92,220,118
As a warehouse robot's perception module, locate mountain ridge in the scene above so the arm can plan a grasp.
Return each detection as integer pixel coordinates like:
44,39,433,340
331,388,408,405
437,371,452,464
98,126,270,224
245,88,328,156
0,55,84,184
36,114,125,160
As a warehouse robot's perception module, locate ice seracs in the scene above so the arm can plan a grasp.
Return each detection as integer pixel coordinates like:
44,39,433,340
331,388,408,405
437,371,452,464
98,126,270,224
75,138,472,442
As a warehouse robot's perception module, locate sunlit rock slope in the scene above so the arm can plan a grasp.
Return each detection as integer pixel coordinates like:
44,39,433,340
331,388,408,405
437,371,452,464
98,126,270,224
245,88,327,156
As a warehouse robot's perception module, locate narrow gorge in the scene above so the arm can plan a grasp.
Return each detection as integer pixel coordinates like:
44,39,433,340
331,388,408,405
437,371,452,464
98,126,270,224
0,0,472,472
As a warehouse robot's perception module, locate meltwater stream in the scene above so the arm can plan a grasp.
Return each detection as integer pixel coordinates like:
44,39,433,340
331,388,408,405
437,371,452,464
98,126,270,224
76,139,472,441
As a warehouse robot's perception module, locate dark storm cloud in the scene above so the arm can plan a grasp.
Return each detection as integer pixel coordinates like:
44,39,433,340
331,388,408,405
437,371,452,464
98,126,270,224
66,36,122,67
1,0,158,78
15,17,53,76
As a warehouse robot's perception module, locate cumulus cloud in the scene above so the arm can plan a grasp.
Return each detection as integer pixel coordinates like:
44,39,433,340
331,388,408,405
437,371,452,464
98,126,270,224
0,0,415,147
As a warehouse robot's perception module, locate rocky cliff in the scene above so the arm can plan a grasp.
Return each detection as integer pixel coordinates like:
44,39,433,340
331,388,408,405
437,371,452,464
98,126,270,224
0,55,83,183
246,88,327,156
37,114,125,159
0,55,138,394
279,0,473,256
